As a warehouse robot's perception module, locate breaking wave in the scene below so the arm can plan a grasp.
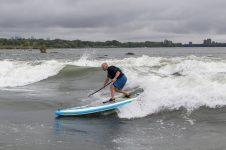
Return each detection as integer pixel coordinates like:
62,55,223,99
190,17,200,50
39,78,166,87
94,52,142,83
1,53,226,118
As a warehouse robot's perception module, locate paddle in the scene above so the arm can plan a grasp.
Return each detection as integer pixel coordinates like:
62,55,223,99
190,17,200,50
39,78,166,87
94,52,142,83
88,81,112,97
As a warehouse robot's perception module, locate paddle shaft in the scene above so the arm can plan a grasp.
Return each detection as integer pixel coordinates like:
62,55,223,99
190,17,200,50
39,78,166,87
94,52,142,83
88,81,112,97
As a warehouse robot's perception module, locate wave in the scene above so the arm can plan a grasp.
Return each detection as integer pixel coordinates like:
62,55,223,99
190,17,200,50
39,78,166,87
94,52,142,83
0,60,65,88
68,54,226,118
0,53,100,88
117,56,226,118
1,54,226,119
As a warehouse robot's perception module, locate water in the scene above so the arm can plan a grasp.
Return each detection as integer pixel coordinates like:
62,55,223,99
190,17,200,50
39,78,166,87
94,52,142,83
0,47,226,150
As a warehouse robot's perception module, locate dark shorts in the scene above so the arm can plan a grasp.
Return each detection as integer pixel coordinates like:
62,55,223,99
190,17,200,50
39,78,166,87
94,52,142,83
113,75,127,90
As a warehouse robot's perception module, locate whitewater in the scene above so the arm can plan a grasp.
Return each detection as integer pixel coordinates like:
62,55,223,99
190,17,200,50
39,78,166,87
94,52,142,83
1,53,226,118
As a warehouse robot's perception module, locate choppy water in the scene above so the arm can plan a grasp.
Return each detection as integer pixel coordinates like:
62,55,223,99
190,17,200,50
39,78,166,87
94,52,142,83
0,48,226,150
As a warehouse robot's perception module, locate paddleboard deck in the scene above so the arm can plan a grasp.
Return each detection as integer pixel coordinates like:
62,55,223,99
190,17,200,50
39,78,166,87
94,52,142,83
55,88,143,116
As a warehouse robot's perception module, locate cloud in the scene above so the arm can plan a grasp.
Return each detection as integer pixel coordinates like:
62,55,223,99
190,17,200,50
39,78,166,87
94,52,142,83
0,0,226,43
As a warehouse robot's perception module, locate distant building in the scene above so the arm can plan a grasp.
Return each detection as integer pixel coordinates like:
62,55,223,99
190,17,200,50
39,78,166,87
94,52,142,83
189,42,192,45
164,39,173,46
203,38,212,45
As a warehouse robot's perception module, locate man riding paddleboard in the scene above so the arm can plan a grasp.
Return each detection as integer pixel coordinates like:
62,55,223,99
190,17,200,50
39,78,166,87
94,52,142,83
101,63,130,102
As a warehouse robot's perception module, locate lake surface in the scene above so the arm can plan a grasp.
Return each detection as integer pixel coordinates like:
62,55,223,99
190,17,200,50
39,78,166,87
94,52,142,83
0,47,226,150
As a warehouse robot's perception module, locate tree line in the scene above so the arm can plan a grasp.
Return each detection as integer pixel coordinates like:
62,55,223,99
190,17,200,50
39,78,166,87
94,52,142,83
0,38,183,49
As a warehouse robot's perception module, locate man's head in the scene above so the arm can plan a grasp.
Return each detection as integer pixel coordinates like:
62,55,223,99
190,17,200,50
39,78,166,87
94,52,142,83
101,63,108,71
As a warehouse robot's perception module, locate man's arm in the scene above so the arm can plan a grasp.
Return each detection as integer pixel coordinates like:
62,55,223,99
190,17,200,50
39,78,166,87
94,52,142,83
104,77,110,86
112,71,120,83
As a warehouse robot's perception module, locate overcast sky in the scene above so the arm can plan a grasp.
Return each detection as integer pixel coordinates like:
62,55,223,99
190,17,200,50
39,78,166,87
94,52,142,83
0,0,226,43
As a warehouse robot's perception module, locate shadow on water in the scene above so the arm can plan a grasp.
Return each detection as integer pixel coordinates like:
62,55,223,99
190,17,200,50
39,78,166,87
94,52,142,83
53,111,124,150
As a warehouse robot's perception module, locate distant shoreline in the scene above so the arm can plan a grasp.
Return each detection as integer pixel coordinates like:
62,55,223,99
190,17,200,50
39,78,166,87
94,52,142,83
0,38,226,49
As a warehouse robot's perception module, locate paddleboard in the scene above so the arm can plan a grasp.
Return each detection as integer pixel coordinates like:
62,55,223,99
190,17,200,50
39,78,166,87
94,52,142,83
55,88,143,116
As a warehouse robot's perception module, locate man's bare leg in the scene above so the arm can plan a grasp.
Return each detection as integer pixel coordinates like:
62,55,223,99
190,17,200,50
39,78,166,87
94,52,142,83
110,85,116,100
115,88,129,96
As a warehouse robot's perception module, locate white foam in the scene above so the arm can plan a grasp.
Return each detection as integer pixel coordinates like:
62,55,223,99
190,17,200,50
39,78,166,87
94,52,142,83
70,52,100,67
0,60,65,87
116,56,226,118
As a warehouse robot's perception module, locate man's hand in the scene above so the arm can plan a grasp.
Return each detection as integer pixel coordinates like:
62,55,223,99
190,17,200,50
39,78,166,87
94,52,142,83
104,77,110,87
112,78,117,83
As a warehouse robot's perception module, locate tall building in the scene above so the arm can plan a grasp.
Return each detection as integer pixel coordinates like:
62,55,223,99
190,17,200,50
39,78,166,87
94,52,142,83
164,39,173,46
203,38,212,45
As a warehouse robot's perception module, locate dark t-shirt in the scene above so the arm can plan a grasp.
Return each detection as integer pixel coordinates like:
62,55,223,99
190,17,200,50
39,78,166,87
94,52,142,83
107,66,124,79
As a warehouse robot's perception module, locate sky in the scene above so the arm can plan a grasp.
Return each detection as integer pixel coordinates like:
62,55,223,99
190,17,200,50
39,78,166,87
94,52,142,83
0,0,226,43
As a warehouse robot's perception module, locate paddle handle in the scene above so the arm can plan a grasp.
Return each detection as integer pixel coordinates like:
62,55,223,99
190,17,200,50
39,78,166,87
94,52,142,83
88,81,112,97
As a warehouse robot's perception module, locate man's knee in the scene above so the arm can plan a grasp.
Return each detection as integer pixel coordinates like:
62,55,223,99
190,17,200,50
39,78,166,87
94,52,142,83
115,88,120,92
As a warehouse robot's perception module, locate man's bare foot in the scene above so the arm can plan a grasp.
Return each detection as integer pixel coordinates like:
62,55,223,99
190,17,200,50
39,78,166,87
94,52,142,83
124,94,131,98
103,98,116,104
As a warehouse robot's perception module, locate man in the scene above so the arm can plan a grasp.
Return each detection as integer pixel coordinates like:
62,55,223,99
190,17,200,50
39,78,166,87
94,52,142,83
101,63,130,102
